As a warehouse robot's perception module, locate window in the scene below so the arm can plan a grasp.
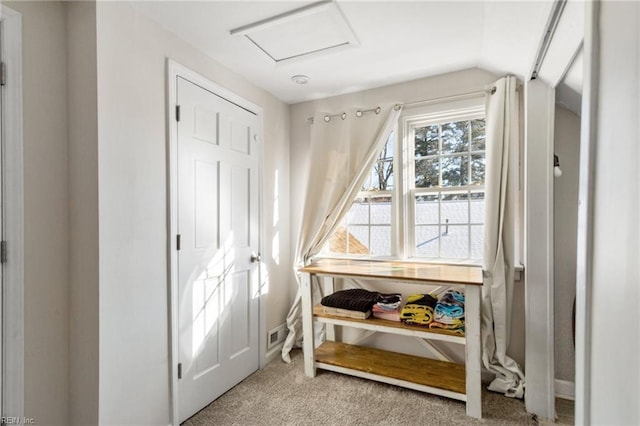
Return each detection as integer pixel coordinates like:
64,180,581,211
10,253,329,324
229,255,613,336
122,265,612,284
410,116,485,260
324,102,486,262
326,133,395,257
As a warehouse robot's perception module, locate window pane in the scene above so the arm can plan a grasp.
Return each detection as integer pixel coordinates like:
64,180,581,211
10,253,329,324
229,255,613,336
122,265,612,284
441,192,469,224
327,226,348,254
471,119,486,151
442,121,469,154
471,154,485,185
367,159,393,191
362,133,394,191
415,194,439,224
370,197,392,224
415,225,439,257
415,158,439,188
470,191,485,223
440,225,469,258
470,225,484,259
441,155,469,187
370,226,391,256
349,226,369,250
327,224,369,255
348,199,368,225
414,125,439,158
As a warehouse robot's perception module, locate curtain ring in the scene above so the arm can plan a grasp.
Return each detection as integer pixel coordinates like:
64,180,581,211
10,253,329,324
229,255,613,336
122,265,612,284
375,106,381,114
324,115,331,123
341,112,347,120
355,110,363,118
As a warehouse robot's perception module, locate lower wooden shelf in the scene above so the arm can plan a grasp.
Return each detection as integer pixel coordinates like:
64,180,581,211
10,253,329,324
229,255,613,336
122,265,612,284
315,341,466,397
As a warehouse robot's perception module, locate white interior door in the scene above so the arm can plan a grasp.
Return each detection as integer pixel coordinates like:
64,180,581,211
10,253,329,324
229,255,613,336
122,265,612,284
176,76,261,422
0,21,4,418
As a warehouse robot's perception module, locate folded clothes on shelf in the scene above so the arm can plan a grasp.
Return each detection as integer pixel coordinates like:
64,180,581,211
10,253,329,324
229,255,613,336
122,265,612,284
320,288,380,319
322,305,371,320
400,293,438,326
431,289,466,335
373,293,402,321
429,322,466,336
321,288,379,311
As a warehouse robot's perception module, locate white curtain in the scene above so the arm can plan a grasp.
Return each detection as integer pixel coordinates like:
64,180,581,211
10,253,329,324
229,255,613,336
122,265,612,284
281,106,401,362
482,76,525,398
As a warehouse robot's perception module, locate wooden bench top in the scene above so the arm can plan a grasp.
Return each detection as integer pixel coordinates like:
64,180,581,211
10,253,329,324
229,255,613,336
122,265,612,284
300,258,483,285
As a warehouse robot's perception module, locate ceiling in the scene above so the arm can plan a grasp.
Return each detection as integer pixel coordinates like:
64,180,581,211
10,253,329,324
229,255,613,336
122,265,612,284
132,1,579,105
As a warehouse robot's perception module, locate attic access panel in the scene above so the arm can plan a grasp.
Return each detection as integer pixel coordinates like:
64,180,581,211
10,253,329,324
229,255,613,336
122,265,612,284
230,1,360,63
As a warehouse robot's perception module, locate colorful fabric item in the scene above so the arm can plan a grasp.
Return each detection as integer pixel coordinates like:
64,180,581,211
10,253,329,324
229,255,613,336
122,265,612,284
430,289,466,334
373,293,402,321
400,294,438,326
429,322,466,335
372,305,401,322
434,289,465,320
432,315,464,326
434,303,464,319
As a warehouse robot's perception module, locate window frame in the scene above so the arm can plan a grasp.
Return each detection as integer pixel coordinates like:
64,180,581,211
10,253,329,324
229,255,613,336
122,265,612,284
403,104,486,261
320,97,487,265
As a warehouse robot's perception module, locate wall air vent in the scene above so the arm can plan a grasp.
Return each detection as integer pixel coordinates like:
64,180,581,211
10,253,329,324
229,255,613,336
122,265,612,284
230,0,359,64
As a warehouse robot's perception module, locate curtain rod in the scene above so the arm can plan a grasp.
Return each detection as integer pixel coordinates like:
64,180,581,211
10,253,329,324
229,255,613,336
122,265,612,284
305,79,522,123
306,106,382,123
393,88,494,111
393,79,523,111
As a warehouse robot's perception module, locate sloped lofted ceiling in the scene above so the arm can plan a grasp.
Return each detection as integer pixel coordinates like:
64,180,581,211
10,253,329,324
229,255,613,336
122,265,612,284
132,1,570,104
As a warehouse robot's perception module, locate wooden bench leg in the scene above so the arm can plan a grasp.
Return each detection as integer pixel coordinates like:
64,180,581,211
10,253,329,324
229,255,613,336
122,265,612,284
300,272,316,377
465,284,482,419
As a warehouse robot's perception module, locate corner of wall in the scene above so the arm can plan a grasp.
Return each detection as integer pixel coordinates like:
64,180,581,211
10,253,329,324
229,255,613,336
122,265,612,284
66,2,100,425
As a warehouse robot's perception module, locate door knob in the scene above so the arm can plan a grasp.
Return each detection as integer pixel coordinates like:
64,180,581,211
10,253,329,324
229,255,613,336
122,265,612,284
250,253,261,263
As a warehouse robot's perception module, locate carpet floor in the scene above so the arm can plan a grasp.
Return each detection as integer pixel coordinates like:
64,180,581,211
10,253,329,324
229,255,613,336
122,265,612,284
184,349,537,426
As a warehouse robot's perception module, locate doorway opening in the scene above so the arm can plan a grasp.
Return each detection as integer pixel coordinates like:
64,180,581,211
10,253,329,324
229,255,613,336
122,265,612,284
166,60,266,424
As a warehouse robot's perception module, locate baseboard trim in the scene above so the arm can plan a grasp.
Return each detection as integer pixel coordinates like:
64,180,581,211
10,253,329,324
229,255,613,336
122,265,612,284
555,379,575,400
265,343,285,365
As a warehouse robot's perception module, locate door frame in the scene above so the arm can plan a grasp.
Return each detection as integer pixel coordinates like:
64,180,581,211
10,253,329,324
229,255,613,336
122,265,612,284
574,1,598,423
166,59,266,425
0,6,25,419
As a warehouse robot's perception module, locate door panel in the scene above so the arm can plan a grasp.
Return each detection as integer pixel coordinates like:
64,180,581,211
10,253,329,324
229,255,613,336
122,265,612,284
194,160,219,249
177,76,260,422
230,270,251,357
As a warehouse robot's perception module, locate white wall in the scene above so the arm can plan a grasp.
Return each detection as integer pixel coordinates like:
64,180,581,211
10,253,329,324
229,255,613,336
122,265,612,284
95,3,290,424
3,2,70,424
553,106,579,385
587,1,640,423
66,2,99,425
289,68,525,367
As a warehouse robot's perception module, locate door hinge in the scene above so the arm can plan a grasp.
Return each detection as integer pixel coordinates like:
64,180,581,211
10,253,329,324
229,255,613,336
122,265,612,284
177,362,182,379
176,234,181,251
1,241,7,263
175,104,181,122
1,62,6,86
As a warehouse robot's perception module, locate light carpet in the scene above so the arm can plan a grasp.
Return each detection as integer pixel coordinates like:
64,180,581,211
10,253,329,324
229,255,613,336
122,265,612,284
184,349,536,425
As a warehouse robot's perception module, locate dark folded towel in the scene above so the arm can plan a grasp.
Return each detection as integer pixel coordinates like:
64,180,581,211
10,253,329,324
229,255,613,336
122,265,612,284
321,289,380,313
405,294,438,308
377,293,402,305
